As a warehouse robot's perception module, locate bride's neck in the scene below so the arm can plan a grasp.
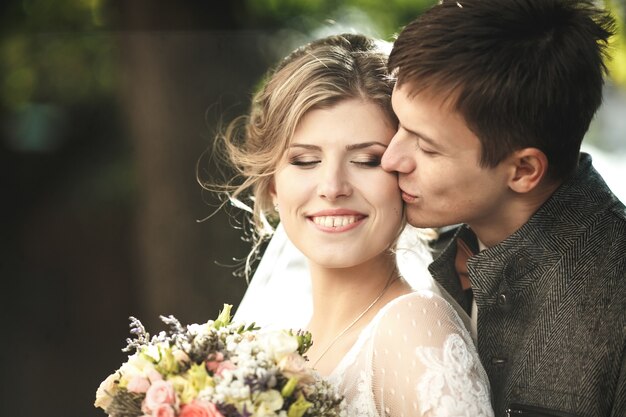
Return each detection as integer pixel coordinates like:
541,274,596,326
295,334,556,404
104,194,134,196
305,255,408,375
307,255,398,336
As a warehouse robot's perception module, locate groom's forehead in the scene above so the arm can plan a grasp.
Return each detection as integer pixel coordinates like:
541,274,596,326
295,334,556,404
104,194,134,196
392,83,462,121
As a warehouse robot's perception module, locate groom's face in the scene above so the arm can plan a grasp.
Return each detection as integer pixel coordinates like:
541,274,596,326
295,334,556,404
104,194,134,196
382,84,512,232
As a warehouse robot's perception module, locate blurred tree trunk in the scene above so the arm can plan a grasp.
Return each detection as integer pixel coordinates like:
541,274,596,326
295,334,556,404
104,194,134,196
115,3,269,327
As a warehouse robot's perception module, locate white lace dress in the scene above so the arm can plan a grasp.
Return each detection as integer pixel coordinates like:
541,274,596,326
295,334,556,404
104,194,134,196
235,226,492,415
327,291,493,417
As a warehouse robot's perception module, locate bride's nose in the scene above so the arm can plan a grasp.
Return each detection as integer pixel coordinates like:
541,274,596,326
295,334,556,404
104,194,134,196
316,162,352,200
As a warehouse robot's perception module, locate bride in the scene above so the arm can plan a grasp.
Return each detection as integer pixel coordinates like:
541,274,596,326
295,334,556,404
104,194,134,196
210,33,493,416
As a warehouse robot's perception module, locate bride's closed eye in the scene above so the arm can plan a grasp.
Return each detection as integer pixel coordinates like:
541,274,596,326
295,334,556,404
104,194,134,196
351,156,382,167
289,156,320,167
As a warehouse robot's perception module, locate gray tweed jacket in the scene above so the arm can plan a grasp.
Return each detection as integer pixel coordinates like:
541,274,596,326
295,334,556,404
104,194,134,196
429,153,625,417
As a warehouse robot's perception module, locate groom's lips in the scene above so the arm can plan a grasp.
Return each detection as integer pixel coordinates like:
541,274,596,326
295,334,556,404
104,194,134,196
401,189,418,203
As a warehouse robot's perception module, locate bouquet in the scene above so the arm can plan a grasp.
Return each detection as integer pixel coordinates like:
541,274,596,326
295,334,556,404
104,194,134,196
95,305,344,417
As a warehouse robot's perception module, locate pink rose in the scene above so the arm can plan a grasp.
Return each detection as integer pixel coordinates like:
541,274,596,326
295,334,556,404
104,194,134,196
205,352,225,373
215,360,236,377
179,401,224,417
146,367,164,384
127,375,151,393
152,404,176,417
206,353,236,377
143,380,177,413
279,352,312,382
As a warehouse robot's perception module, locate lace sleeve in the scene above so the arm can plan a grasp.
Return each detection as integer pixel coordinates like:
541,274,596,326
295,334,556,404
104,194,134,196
370,291,493,417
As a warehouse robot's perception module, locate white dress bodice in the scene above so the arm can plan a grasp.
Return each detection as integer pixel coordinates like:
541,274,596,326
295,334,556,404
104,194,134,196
327,291,493,417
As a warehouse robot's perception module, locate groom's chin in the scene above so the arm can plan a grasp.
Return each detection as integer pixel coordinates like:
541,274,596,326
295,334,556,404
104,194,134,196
404,209,428,229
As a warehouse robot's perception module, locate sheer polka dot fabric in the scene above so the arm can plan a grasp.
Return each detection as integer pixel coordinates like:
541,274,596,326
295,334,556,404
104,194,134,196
327,291,493,417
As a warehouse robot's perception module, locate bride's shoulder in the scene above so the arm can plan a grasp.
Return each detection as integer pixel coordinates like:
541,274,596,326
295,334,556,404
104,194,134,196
371,290,471,344
381,289,462,318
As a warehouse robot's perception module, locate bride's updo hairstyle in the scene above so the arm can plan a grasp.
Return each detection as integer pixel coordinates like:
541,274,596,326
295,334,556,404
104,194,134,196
212,33,396,241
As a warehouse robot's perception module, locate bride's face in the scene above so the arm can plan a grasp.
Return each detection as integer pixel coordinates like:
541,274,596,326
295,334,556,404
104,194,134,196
271,99,403,269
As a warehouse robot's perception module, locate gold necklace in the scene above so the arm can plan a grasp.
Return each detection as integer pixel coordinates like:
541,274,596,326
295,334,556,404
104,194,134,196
312,270,399,368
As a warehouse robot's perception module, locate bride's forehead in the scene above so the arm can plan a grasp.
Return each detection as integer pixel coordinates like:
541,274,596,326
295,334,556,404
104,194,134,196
289,116,393,149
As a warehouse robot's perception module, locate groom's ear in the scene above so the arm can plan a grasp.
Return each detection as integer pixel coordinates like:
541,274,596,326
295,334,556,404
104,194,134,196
506,147,549,194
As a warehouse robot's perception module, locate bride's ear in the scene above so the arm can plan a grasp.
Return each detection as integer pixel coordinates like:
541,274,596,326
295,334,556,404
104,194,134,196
507,147,549,194
269,179,278,206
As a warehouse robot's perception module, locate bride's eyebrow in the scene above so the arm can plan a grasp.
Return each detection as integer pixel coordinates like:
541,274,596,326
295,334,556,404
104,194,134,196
346,141,388,151
288,144,320,150
287,142,387,151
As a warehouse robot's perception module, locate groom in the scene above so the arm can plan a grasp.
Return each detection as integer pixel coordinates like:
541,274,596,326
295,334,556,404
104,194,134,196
382,0,625,415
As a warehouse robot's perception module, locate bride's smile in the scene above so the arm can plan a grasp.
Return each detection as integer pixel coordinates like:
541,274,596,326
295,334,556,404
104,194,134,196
308,210,366,231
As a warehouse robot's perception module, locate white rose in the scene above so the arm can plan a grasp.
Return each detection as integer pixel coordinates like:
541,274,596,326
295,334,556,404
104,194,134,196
172,348,190,365
278,352,314,384
119,354,151,385
257,331,299,362
254,390,284,416
140,344,161,362
94,372,119,410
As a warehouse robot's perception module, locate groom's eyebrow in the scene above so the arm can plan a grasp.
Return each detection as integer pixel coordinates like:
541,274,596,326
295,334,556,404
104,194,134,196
400,123,437,146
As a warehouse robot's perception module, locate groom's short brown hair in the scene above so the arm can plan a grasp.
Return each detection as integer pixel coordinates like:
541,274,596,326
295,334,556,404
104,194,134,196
389,0,614,180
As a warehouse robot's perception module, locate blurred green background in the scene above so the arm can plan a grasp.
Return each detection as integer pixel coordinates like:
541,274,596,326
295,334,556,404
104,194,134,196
1,1,624,416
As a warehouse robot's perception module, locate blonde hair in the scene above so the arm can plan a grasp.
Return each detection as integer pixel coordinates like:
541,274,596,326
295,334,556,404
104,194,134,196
203,33,397,275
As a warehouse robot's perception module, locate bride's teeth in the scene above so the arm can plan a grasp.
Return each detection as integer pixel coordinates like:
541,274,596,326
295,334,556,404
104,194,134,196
313,215,358,227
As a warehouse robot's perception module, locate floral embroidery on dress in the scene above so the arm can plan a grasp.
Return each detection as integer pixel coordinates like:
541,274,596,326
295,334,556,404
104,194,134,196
331,329,378,417
350,369,377,417
415,333,492,417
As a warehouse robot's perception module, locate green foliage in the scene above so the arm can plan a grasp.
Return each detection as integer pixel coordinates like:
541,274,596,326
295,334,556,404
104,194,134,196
289,329,313,356
0,0,113,111
20,0,106,31
0,33,114,110
1,0,623,116
243,0,436,38
606,0,626,85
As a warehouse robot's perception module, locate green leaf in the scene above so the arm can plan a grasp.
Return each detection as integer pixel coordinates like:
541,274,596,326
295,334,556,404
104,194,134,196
213,304,233,329
287,393,313,417
281,376,298,398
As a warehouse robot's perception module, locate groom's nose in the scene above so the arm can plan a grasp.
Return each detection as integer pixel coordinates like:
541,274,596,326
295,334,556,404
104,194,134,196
382,131,416,174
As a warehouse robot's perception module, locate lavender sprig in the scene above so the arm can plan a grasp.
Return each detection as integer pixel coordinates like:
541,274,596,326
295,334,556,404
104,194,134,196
159,315,187,346
122,316,150,353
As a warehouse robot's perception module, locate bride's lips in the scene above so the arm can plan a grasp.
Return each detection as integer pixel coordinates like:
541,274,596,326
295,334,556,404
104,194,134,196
306,209,367,233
